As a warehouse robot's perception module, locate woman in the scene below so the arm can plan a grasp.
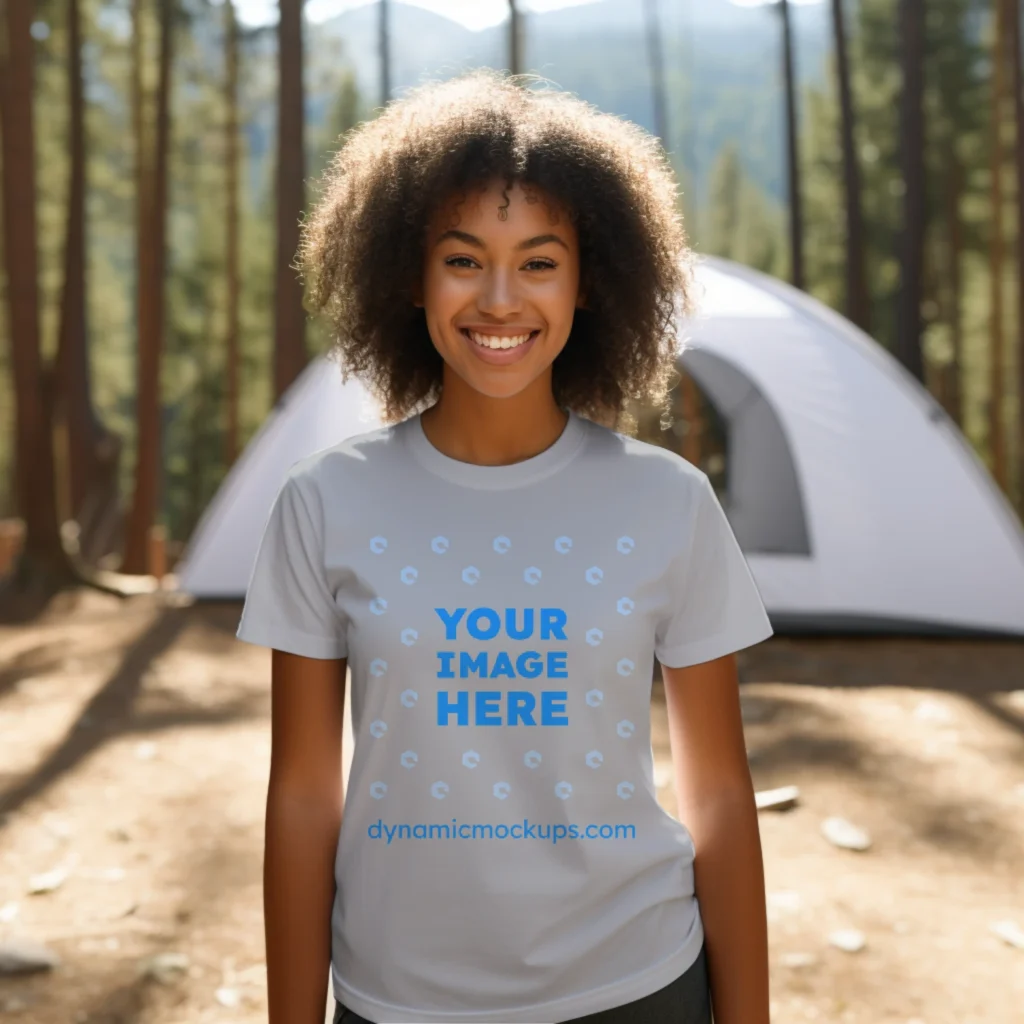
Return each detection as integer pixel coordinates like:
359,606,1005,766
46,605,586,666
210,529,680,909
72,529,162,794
238,70,773,1024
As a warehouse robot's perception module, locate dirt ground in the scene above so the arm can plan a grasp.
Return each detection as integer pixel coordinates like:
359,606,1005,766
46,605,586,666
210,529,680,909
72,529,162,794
0,588,1022,1023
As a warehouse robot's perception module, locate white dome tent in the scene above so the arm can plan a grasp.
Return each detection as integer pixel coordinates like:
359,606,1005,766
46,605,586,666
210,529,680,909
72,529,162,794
175,257,1024,638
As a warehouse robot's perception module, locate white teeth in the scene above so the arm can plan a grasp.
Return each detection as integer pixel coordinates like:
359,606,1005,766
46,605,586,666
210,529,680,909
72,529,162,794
469,330,533,350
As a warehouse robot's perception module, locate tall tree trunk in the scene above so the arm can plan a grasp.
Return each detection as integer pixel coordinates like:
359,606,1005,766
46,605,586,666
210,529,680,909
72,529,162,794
0,0,76,589
1009,0,1024,510
56,0,122,562
831,0,870,332
778,0,805,290
988,0,1008,490
224,0,241,467
643,0,668,148
378,0,391,105
122,0,173,574
680,372,704,468
943,139,965,426
508,0,522,76
896,0,926,382
188,302,215,536
273,0,307,401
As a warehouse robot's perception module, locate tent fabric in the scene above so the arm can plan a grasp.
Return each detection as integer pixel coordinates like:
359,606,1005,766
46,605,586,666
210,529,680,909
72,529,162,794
687,258,1024,636
175,257,1024,637
175,359,384,602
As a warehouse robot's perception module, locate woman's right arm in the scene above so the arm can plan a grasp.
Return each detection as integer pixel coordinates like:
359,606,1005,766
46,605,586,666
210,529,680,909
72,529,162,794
265,648,347,1024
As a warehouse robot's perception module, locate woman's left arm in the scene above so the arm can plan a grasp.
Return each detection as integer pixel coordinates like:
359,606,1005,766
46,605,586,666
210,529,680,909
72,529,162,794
661,653,770,1024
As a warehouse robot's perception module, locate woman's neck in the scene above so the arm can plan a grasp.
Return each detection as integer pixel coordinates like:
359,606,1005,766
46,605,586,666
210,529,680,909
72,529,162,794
419,371,569,467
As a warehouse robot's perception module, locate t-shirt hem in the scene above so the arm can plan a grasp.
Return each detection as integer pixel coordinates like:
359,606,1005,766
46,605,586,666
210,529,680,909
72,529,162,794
656,619,774,669
235,616,346,660
330,917,704,1024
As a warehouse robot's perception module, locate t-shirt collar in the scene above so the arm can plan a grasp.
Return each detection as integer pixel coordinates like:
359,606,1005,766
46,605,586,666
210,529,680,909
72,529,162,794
401,409,588,490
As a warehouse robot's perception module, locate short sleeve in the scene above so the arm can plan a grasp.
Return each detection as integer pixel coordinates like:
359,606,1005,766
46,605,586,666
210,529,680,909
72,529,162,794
655,473,774,668
235,473,348,660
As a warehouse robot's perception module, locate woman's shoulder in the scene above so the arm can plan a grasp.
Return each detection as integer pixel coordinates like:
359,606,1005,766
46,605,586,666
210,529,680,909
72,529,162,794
279,419,413,499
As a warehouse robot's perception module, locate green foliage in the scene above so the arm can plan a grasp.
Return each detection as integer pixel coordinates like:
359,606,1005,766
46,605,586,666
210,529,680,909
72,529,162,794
704,144,786,278
801,0,1004,470
3,0,363,545
3,0,1019,540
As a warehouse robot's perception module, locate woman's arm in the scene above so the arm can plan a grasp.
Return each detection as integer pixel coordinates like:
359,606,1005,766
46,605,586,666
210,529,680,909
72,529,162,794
661,653,770,1024
265,649,347,1024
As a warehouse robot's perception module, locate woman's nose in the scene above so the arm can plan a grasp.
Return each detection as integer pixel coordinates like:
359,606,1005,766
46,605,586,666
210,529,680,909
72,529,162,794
477,267,521,317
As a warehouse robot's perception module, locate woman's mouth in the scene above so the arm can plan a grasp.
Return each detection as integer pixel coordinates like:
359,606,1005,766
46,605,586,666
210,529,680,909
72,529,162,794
462,328,539,351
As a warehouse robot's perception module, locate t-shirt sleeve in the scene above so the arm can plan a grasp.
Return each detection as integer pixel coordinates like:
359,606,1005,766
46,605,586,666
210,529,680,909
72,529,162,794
655,472,774,668
235,472,348,660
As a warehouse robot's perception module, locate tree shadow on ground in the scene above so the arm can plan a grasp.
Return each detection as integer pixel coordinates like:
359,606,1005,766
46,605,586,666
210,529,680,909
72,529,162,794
739,636,1024,695
0,605,263,825
739,636,1024,741
186,600,245,640
0,642,74,699
722,637,1024,863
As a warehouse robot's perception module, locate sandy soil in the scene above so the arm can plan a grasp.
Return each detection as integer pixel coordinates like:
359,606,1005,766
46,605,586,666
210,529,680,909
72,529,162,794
0,589,1022,1023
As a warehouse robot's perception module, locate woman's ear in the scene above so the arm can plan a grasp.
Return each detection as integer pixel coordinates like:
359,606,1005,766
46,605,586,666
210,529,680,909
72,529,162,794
575,288,588,311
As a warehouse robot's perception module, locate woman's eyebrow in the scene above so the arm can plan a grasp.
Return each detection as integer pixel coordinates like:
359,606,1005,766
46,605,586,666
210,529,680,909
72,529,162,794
434,229,569,251
516,233,569,251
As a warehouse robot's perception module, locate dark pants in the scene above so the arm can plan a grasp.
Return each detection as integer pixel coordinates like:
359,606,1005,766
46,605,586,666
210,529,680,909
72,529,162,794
333,942,712,1024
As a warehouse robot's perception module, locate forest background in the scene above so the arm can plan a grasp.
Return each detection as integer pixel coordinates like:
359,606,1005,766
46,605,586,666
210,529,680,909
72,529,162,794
1,0,1022,586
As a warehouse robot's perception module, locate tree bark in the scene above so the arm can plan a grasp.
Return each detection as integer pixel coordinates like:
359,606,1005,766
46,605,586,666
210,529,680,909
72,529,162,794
378,0,391,105
122,0,173,574
56,0,122,562
1008,0,1024,510
273,0,307,401
831,0,870,332
0,0,76,589
224,0,241,467
644,0,668,148
988,0,1008,490
896,0,926,382
943,139,964,427
779,0,805,291
680,372,704,468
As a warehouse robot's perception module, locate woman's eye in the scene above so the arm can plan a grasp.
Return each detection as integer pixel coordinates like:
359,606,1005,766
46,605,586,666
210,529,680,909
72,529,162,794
443,256,556,271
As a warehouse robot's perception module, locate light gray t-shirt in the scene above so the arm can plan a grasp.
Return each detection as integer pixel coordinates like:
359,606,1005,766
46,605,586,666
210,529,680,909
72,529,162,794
237,410,773,1024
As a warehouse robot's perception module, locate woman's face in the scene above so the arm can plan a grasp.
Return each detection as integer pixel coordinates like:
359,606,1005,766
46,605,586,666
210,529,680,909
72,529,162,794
418,178,584,402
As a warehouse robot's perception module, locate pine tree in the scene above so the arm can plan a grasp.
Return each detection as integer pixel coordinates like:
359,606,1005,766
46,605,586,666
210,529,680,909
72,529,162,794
122,0,174,575
273,0,307,401
0,0,79,596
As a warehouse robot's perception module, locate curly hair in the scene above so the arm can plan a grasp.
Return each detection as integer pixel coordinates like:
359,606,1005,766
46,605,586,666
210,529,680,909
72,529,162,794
297,69,693,424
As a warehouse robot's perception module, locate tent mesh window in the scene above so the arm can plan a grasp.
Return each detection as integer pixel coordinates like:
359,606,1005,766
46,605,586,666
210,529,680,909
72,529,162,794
627,373,730,500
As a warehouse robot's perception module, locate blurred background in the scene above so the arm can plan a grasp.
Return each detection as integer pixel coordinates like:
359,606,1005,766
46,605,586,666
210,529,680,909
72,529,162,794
2,0,1024,579
1,1,1023,1022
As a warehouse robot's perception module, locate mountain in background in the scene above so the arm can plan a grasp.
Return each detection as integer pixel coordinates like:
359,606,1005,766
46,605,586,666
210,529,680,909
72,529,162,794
309,0,831,204
236,0,833,218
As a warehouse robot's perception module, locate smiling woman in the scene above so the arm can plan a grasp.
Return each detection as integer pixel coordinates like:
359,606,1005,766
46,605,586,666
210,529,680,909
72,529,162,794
298,69,691,426
413,181,584,406
241,66,774,1024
